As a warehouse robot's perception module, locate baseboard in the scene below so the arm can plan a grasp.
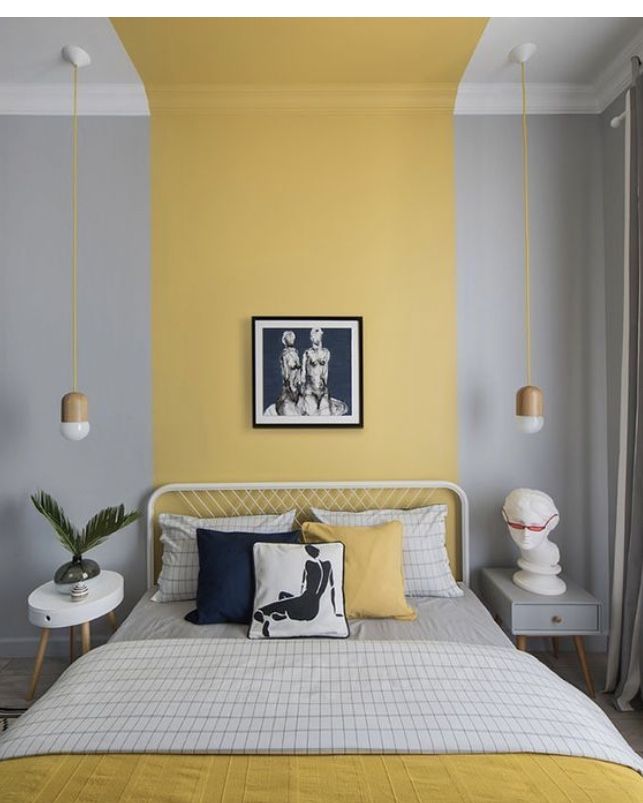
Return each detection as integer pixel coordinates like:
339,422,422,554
0,635,109,659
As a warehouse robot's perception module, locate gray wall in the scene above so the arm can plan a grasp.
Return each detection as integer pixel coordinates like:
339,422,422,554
455,115,609,649
0,116,151,656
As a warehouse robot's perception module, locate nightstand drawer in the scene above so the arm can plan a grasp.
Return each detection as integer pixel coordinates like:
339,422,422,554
514,603,599,633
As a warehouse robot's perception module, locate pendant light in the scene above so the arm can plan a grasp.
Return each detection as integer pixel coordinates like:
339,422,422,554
509,42,544,434
60,45,91,441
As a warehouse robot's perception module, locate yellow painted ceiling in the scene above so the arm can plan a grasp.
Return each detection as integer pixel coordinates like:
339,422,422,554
112,18,487,86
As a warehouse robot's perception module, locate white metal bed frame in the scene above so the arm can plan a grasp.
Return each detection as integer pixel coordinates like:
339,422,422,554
147,480,470,589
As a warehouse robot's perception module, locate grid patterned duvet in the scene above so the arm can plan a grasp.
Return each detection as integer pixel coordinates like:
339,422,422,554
0,638,640,773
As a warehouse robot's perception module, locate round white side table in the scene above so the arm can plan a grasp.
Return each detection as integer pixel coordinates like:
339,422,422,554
26,570,123,700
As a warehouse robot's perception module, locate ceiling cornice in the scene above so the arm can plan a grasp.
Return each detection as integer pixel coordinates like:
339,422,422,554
0,83,149,116
594,26,643,112
456,24,643,116
2,25,640,118
146,83,457,114
454,82,599,115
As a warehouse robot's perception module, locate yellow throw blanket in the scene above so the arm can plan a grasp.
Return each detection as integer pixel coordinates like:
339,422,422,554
2,753,642,803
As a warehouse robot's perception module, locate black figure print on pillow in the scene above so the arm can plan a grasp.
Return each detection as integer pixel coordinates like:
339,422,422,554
253,545,342,636
249,542,348,639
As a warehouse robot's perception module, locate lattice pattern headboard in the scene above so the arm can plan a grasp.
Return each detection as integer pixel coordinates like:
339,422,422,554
146,481,470,588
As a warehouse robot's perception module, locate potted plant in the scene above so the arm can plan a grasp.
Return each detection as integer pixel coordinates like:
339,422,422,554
31,491,139,593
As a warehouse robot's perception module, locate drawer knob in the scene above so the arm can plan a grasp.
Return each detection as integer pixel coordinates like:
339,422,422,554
551,615,563,624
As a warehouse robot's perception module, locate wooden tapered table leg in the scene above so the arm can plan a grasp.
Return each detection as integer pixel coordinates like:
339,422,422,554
573,635,595,697
69,626,75,664
107,610,117,632
516,635,528,651
81,621,91,655
551,637,560,659
27,628,49,701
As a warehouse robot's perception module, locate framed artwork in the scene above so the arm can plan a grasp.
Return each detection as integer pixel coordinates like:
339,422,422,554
252,316,363,428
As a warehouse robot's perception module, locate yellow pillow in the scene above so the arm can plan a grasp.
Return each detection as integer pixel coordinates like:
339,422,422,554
302,521,416,621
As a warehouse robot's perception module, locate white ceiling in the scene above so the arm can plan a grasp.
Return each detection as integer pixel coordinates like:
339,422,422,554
456,17,643,114
0,18,141,84
462,18,641,85
0,18,147,114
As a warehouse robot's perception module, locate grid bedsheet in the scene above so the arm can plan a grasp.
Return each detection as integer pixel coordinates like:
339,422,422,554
0,639,640,774
112,584,512,648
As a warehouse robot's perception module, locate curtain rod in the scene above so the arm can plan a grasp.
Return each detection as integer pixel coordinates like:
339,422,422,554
610,56,641,128
611,55,641,129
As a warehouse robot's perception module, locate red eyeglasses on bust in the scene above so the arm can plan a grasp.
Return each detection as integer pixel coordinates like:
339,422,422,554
501,510,559,532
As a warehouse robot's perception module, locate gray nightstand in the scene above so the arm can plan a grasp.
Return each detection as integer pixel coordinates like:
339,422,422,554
480,568,602,697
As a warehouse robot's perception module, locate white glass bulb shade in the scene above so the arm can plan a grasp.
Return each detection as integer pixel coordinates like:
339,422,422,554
60,421,90,441
515,415,544,434
515,386,544,434
60,392,89,441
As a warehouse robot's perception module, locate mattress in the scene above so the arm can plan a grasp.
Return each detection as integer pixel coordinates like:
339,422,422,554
111,583,513,648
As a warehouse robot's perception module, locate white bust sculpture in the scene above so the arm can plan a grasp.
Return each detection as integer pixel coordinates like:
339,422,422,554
502,488,566,596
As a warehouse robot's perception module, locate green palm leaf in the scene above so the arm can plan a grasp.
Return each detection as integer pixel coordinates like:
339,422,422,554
30,491,81,555
31,491,140,558
80,505,140,553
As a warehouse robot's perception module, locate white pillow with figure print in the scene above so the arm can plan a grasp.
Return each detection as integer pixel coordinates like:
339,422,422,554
249,542,349,639
311,504,461,598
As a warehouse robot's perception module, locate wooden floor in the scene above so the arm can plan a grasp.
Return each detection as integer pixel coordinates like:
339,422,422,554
1,650,641,756
0,656,68,720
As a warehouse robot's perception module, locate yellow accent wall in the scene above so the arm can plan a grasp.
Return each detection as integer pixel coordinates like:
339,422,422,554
113,18,486,487
151,109,458,483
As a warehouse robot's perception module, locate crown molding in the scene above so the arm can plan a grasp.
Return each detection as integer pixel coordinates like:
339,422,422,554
0,83,149,116
3,38,640,120
454,82,599,115
147,83,457,114
594,27,643,112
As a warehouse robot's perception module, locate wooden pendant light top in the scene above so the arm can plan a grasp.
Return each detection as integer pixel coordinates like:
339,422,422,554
516,385,543,417
61,392,88,423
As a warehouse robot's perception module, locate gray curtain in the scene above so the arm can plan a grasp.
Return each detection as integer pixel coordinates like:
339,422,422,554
606,57,643,711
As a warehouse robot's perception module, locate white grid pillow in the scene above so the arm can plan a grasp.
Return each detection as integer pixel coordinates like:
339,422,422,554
311,505,461,598
152,510,297,602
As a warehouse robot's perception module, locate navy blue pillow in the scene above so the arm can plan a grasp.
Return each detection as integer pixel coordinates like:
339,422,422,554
185,528,300,625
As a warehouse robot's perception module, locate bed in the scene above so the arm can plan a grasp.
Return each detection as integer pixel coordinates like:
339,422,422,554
1,481,641,803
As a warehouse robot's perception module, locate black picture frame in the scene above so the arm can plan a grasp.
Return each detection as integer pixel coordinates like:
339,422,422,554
252,316,364,428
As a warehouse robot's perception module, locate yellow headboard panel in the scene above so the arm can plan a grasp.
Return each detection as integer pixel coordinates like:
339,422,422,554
146,481,469,588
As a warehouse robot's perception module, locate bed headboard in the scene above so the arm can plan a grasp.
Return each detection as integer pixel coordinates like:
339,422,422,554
146,481,470,589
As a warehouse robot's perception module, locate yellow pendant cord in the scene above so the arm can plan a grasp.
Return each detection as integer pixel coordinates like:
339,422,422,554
521,61,532,387
71,64,79,392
